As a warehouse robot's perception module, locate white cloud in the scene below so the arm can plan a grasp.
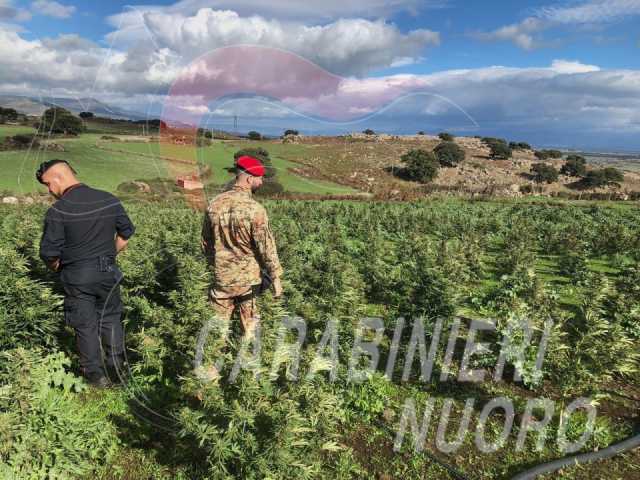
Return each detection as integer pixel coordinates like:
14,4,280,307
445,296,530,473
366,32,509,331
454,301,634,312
550,59,600,74
1,11,639,145
475,0,640,50
473,17,547,50
537,0,640,24
31,0,76,19
107,0,447,25
106,9,440,77
0,0,32,21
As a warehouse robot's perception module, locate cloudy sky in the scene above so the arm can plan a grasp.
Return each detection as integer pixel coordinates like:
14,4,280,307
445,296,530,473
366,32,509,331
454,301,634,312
1,0,639,150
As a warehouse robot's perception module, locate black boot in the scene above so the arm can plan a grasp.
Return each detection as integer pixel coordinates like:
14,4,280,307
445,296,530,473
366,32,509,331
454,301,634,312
85,371,112,388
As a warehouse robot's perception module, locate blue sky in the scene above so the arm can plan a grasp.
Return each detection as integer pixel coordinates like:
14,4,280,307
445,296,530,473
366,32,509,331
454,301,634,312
2,0,640,149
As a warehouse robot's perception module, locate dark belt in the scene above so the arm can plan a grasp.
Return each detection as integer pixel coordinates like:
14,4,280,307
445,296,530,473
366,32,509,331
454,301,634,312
64,255,116,272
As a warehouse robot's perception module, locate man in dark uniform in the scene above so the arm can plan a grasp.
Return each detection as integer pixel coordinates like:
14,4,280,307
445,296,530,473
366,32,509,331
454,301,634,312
37,159,135,388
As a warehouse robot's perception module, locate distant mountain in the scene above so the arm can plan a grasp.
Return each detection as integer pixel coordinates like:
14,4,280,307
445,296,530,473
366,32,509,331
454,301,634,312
0,95,148,121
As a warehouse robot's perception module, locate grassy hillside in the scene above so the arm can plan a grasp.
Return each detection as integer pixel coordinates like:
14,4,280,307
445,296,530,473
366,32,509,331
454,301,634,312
0,124,37,141
0,133,358,195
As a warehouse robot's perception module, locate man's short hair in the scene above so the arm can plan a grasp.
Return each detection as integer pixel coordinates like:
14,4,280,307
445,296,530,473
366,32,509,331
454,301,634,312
36,159,76,184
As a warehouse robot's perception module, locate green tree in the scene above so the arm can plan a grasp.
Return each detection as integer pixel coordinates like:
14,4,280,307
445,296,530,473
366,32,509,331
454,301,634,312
481,137,512,159
284,129,299,136
78,111,94,119
433,141,465,167
39,107,84,135
488,141,512,159
400,149,439,183
534,149,563,160
509,141,531,150
582,168,624,188
560,154,587,177
363,129,375,135
0,107,18,122
531,163,559,184
438,132,454,141
247,131,262,140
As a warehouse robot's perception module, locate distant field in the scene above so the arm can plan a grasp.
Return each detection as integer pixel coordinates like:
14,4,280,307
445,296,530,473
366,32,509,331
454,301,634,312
0,124,37,141
0,134,193,194
0,133,358,195
100,139,358,195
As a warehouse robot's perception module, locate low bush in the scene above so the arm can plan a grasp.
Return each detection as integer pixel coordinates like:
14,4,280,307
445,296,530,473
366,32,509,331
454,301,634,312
433,141,465,167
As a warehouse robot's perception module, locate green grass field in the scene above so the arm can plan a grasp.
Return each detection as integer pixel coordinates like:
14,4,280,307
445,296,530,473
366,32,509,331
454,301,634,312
0,124,36,141
0,132,358,195
103,139,358,195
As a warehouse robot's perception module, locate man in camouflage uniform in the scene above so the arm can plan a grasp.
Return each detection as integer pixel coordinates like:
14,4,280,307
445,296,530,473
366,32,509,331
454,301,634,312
202,155,283,342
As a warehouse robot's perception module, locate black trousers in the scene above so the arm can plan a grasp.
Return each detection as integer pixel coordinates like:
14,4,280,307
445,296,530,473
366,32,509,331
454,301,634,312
62,267,125,377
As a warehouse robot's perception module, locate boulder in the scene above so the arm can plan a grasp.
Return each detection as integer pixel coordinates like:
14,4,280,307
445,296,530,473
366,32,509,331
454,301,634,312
132,181,151,193
39,142,65,152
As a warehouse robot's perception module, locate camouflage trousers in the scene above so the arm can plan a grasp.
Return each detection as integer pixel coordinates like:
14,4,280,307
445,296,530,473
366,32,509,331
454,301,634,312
209,284,261,340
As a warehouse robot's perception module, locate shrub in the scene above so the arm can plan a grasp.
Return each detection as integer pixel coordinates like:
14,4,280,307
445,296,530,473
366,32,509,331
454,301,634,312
400,149,439,183
0,349,120,478
78,111,94,119
0,246,62,351
481,137,512,159
438,132,454,141
362,129,375,135
560,154,587,177
486,141,512,159
247,131,262,140
509,141,532,150
582,168,624,188
433,141,465,167
531,163,559,184
38,107,84,135
204,130,212,139
534,149,563,160
284,129,299,136
1,133,39,150
256,179,284,196
417,131,425,135
196,137,211,147
481,137,507,146
0,107,18,124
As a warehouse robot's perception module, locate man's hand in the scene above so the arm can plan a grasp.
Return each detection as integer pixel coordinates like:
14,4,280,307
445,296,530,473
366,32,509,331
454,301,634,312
115,234,129,254
271,277,283,298
46,258,61,272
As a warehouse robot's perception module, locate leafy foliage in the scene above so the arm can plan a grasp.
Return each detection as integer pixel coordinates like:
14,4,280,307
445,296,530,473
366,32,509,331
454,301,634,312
400,149,439,183
509,141,531,151
581,167,624,188
560,154,587,177
482,137,512,159
531,163,559,184
38,107,84,136
0,349,119,478
438,132,454,141
534,149,562,160
433,141,465,167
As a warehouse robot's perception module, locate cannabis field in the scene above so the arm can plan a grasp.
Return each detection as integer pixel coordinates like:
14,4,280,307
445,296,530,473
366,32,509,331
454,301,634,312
1,198,639,479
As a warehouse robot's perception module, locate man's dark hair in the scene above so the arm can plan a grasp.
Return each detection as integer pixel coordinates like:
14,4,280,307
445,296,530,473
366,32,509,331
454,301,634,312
36,159,76,184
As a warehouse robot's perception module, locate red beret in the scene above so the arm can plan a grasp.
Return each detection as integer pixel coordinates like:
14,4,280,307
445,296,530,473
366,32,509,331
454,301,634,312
236,155,265,177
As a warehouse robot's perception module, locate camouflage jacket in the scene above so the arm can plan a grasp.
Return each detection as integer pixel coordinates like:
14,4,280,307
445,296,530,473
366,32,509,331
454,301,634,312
202,185,283,290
